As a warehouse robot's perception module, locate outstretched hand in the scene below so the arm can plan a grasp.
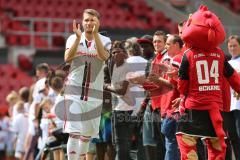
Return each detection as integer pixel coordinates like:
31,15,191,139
92,17,100,34
127,72,147,85
73,19,82,39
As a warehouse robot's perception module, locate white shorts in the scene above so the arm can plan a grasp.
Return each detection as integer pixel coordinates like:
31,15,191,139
27,119,36,136
15,141,25,158
15,151,24,158
55,95,102,137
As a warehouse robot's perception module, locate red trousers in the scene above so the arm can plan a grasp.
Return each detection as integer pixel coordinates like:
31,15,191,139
176,134,226,160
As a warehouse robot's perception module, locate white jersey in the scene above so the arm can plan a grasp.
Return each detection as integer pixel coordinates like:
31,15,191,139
11,113,28,153
32,78,46,100
38,117,49,149
65,33,111,102
28,78,47,121
126,56,148,115
61,32,111,135
28,85,53,135
112,62,135,111
229,57,240,111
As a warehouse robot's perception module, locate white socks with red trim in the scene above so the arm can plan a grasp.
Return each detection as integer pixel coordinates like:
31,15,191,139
67,135,90,160
67,137,80,160
79,138,90,158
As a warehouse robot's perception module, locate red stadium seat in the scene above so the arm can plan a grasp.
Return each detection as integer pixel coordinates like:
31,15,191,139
3,0,177,48
231,0,240,12
51,22,65,32
149,11,168,28
0,14,10,32
19,35,30,46
0,65,16,78
6,35,18,45
18,54,33,71
164,19,178,33
0,78,8,88
0,64,33,107
17,72,33,85
52,36,65,47
0,104,8,115
130,1,149,16
114,0,128,5
34,36,49,48
18,4,34,17
32,5,46,17
34,21,48,32
8,21,28,31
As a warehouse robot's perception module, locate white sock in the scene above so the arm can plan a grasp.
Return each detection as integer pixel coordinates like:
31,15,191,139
78,139,90,157
67,137,80,160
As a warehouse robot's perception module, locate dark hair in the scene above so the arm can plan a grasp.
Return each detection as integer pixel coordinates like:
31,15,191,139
83,9,100,19
153,30,167,43
46,69,66,88
112,40,123,49
19,87,30,102
139,35,153,43
36,63,49,74
227,35,240,45
124,41,142,56
172,34,184,48
51,77,64,91
111,40,127,54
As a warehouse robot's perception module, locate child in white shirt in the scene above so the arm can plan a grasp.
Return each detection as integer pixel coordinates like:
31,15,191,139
11,101,29,160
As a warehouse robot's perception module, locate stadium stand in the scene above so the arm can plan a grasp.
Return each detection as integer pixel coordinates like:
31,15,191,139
0,64,33,107
215,0,240,13
0,0,177,48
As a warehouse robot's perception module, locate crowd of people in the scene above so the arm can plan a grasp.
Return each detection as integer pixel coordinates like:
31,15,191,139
0,7,240,160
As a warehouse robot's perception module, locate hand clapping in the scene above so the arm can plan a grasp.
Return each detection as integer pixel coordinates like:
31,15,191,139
92,17,100,34
73,19,82,39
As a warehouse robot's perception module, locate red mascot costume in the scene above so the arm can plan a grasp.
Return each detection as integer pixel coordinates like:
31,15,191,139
176,5,240,160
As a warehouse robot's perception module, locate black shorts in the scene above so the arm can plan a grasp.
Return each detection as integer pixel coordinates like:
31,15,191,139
46,128,69,148
176,109,217,138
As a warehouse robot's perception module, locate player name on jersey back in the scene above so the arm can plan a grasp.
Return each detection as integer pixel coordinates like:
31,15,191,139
199,85,220,91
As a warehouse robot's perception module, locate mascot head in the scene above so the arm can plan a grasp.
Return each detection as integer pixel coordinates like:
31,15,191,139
181,5,226,50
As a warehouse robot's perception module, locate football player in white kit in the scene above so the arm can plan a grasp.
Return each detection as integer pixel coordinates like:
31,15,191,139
57,9,111,160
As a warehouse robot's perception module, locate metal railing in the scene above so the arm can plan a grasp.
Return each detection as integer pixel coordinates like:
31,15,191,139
1,16,240,50
1,16,79,49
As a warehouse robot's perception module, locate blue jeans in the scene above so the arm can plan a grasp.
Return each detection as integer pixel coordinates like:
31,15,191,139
165,136,180,160
143,105,165,160
143,106,162,146
161,118,180,160
112,110,136,160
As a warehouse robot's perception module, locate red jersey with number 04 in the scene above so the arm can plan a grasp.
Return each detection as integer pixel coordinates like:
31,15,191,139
178,48,235,110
